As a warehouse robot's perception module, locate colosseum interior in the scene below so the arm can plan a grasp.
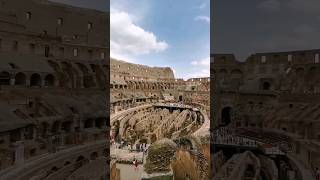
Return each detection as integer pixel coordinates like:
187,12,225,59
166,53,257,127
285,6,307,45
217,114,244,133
110,58,210,180
211,50,320,180
0,0,109,180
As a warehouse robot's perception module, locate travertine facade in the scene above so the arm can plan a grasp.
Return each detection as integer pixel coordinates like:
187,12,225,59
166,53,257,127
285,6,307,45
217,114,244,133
0,0,108,179
212,50,320,180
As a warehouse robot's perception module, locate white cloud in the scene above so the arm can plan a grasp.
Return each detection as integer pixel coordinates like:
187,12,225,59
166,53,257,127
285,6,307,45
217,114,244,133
110,10,168,59
188,57,210,78
194,16,210,23
258,0,281,12
191,57,210,66
185,69,210,79
198,3,206,9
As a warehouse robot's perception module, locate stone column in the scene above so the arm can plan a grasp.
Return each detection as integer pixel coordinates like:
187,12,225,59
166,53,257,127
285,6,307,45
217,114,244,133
26,76,31,86
13,141,25,165
10,78,15,85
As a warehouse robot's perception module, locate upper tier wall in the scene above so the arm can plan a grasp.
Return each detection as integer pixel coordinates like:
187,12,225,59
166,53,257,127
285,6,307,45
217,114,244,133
110,58,175,80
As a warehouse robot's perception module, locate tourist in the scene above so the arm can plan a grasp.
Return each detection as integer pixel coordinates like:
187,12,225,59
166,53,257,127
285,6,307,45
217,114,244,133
133,158,139,171
121,139,124,148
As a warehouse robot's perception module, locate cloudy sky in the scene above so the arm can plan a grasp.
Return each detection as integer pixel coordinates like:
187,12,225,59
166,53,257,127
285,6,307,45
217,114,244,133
110,0,210,79
213,0,320,61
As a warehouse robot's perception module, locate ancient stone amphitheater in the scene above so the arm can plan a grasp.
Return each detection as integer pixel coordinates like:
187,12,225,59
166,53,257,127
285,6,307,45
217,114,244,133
0,0,109,179
211,50,320,180
110,58,210,180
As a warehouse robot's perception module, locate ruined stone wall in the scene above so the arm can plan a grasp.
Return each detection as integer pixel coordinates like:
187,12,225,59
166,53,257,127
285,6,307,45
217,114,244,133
212,49,320,173
111,58,174,80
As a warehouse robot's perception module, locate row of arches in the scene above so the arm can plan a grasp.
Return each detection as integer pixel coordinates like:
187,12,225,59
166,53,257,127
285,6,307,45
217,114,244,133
211,68,243,78
111,80,175,90
46,149,107,179
39,118,107,137
0,71,55,86
48,60,107,89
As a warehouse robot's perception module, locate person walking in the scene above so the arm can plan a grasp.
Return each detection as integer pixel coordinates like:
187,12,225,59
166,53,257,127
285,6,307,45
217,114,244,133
133,158,139,171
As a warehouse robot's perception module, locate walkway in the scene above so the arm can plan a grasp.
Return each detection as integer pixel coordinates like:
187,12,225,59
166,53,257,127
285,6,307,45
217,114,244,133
116,163,144,180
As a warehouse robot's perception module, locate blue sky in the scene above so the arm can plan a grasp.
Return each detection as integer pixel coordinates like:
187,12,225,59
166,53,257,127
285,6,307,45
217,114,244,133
110,0,210,79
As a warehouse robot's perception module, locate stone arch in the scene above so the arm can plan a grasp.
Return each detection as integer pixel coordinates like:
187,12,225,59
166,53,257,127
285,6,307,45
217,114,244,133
90,152,98,160
219,69,228,74
231,69,243,77
40,122,49,137
262,82,271,90
211,69,216,78
307,67,318,92
51,166,58,172
95,118,105,128
76,155,85,162
30,73,41,86
219,69,228,80
15,72,26,85
221,106,232,126
51,121,60,133
296,67,305,76
61,62,76,88
0,71,10,85
90,64,106,88
44,74,55,87
84,119,94,128
74,155,89,167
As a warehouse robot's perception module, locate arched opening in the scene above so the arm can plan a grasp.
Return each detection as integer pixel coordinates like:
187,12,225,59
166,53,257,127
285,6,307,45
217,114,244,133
221,107,232,126
90,152,98,160
76,155,85,162
179,95,183,102
0,71,10,85
15,73,26,85
76,63,92,88
40,122,49,137
51,121,60,134
75,155,88,168
44,74,55,87
64,161,71,166
244,164,255,178
30,73,41,87
51,166,58,172
84,119,94,128
262,82,270,90
95,118,105,128
102,149,108,157
61,121,72,133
